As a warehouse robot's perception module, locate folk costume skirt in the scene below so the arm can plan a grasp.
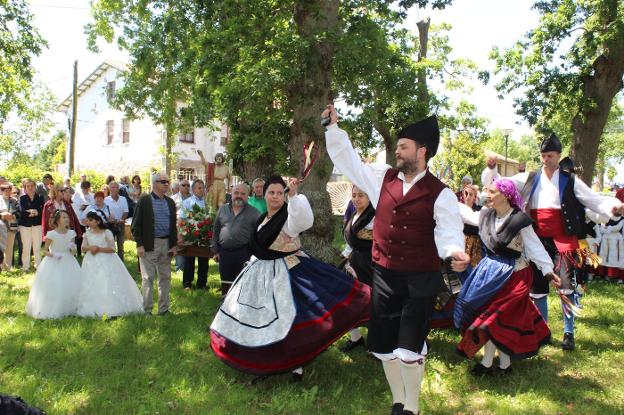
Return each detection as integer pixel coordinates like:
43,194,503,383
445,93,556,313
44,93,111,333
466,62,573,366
456,262,550,360
210,255,370,375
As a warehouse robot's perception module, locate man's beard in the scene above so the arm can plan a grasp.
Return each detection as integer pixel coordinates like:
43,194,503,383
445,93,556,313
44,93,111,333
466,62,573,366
233,198,245,206
397,158,418,175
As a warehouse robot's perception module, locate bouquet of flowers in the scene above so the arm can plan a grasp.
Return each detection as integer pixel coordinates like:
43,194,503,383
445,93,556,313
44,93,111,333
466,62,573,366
178,203,215,247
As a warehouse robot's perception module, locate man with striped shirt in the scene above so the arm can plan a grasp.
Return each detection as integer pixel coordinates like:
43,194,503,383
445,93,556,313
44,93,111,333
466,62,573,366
131,172,177,315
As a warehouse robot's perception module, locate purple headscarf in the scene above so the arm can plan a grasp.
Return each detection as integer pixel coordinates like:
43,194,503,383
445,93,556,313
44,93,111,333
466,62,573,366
492,177,525,210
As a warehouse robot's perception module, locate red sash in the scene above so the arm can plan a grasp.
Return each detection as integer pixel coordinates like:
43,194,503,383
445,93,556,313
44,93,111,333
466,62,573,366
530,208,578,252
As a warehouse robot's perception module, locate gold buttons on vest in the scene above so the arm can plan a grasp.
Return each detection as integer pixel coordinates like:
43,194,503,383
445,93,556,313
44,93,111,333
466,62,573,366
392,210,396,214
389,240,393,243
400,257,404,261
390,225,394,228
401,241,406,245
403,226,407,229
405,212,410,216
388,255,392,259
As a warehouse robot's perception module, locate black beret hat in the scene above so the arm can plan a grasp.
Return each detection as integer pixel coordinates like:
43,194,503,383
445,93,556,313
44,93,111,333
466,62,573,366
397,115,440,157
540,133,562,153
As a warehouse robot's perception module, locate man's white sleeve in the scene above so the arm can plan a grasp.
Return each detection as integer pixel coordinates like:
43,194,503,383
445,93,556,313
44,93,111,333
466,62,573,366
325,124,386,208
434,188,465,259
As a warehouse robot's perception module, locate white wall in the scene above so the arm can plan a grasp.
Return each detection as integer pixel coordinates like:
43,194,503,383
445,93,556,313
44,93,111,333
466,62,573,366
64,65,227,177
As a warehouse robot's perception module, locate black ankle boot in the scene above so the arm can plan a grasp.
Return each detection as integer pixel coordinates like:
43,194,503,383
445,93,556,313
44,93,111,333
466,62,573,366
561,332,575,351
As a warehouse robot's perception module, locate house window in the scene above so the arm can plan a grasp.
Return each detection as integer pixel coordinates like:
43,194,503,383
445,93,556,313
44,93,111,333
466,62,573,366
106,81,116,102
106,120,114,145
220,135,228,146
179,131,194,143
178,168,195,181
122,119,130,143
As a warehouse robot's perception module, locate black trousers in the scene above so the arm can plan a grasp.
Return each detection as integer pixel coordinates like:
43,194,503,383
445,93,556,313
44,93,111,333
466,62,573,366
367,265,441,354
218,246,252,295
183,256,209,288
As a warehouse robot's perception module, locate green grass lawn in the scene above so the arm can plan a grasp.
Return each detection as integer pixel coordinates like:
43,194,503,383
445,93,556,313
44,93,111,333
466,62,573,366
1,243,624,414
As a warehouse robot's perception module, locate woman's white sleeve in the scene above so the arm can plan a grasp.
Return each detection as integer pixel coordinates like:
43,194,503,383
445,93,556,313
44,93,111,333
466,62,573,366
521,226,554,275
284,194,314,237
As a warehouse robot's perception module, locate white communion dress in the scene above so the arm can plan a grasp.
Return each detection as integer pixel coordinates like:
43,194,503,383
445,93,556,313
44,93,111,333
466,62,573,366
77,229,143,318
26,229,83,319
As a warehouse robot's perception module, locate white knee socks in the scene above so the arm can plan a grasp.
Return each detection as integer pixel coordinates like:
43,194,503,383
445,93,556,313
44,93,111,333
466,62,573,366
481,340,496,368
349,328,363,342
498,350,511,369
382,359,404,405
400,359,425,414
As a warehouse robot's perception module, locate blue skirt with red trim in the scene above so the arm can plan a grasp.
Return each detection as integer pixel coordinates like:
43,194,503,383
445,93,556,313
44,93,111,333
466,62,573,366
210,255,371,375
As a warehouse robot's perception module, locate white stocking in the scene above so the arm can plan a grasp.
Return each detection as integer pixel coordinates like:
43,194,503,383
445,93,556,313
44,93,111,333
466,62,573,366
382,359,404,405
481,340,496,368
498,350,511,369
349,328,363,342
400,359,425,414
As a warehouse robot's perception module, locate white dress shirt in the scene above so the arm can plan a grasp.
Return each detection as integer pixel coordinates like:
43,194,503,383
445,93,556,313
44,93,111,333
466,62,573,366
509,168,621,217
104,195,129,222
481,166,500,188
325,123,464,259
179,194,206,219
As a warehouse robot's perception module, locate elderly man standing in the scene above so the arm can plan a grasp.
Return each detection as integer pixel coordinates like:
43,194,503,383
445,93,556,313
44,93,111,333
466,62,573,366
247,178,267,214
36,174,54,203
131,172,177,315
179,179,209,290
212,182,259,295
481,153,500,188
105,181,129,261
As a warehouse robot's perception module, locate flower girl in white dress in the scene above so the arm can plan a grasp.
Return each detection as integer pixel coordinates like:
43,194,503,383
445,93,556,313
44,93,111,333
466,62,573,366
26,210,82,319
77,211,143,318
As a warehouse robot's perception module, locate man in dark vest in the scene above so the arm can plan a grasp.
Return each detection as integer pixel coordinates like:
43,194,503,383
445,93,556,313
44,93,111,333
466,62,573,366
324,105,469,415
510,133,623,351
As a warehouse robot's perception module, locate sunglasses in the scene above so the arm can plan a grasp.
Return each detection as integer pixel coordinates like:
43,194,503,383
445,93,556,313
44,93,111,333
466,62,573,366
180,183,190,187
157,180,170,184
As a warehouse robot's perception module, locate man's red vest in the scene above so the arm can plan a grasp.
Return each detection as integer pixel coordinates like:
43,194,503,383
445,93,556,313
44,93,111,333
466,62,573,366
372,169,446,272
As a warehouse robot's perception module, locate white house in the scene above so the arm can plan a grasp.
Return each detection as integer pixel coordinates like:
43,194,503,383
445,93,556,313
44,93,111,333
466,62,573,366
57,61,228,180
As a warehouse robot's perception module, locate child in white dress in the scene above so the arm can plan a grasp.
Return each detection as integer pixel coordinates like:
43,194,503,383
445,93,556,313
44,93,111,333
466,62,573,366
26,210,82,319
77,211,143,318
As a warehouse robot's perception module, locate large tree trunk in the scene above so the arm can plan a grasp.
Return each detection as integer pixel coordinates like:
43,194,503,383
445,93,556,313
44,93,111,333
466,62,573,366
287,0,339,263
570,1,624,185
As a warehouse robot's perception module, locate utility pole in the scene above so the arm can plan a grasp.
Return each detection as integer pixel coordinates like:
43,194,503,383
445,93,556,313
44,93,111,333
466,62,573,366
68,60,78,176
503,129,513,176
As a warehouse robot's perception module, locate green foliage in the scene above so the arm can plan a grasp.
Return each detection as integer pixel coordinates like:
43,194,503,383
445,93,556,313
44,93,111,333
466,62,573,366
32,131,67,171
70,170,108,191
431,133,485,190
490,0,624,182
0,83,56,162
0,163,46,186
0,0,48,125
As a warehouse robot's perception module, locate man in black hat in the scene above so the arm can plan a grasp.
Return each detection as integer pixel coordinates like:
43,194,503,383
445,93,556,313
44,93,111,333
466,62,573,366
323,105,468,415
510,133,623,351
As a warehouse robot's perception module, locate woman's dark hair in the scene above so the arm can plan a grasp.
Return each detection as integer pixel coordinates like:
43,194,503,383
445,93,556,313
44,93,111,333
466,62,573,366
80,180,91,190
86,211,107,230
263,175,287,195
105,175,115,184
50,209,68,229
131,175,141,184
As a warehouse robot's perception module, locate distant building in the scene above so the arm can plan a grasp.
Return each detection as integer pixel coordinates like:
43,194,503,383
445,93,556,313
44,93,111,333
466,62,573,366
56,61,227,180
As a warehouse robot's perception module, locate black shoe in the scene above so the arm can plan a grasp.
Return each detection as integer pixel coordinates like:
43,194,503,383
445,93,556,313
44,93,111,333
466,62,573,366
341,337,365,352
470,363,493,376
402,410,418,415
561,333,575,351
158,310,170,316
390,403,404,415
291,371,303,382
496,365,513,375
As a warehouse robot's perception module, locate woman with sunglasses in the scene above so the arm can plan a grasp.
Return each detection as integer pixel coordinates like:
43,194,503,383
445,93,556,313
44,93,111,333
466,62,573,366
454,177,560,375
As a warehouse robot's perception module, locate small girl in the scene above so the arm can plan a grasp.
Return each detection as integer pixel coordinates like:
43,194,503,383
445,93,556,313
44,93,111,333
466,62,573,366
26,210,82,319
77,211,143,317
